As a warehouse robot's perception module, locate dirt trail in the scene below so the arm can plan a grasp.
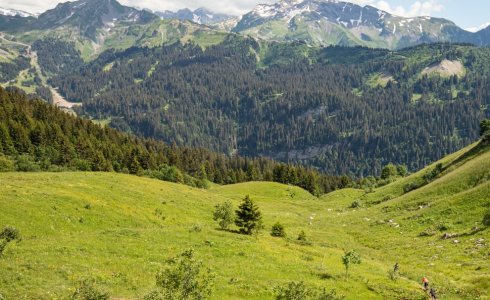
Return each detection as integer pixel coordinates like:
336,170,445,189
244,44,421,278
50,88,82,109
1,33,82,109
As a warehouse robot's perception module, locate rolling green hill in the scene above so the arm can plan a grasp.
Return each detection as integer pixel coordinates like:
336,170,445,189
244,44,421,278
1,139,488,299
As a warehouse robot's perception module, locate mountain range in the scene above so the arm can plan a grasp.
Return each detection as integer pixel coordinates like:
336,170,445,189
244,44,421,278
155,7,234,25
229,0,490,49
1,0,490,50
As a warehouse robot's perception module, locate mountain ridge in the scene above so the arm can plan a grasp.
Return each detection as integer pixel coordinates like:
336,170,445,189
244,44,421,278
228,0,482,49
155,7,235,25
1,0,490,50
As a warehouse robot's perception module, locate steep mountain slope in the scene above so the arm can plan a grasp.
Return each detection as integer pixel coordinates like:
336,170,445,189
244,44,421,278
50,40,490,175
31,0,157,40
156,7,235,25
0,0,157,37
0,0,227,60
473,25,490,46
0,140,488,299
229,0,476,49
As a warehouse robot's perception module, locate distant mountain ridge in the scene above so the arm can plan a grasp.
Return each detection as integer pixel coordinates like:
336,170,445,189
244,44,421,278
155,7,235,25
1,0,490,49
1,0,157,39
228,0,488,49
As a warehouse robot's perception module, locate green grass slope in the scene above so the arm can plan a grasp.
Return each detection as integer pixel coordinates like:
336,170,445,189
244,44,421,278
0,142,489,299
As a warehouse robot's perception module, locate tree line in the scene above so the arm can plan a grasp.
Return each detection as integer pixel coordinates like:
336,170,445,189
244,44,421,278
0,86,349,195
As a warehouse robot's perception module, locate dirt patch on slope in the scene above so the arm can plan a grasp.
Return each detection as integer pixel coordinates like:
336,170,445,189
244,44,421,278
422,60,465,77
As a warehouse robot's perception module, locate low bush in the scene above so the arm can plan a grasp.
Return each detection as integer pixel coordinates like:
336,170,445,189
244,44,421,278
0,239,8,257
271,222,287,237
274,281,344,300
145,249,213,300
15,155,41,172
388,269,399,282
71,279,110,300
350,199,362,209
296,230,311,245
0,226,20,242
483,209,490,227
0,155,15,172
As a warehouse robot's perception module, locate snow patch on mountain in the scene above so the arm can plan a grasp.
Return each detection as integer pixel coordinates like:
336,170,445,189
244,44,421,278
0,7,36,18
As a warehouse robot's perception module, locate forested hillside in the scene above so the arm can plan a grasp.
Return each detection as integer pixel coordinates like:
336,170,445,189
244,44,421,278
0,86,347,194
50,39,490,176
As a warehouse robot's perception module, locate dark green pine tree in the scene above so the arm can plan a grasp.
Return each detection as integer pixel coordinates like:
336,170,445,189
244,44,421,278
235,195,263,235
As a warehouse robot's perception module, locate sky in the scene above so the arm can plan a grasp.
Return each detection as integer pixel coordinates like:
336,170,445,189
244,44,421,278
0,0,489,32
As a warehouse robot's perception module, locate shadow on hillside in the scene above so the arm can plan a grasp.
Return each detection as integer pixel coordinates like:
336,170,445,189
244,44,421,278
215,228,242,234
444,140,490,172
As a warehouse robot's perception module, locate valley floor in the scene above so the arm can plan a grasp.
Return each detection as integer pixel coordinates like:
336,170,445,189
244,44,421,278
0,142,489,299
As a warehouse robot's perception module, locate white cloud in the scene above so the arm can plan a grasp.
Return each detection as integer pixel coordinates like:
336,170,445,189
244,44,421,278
466,21,490,33
349,0,444,17
118,0,276,15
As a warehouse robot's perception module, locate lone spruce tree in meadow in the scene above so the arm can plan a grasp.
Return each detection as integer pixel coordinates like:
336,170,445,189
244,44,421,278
235,195,263,235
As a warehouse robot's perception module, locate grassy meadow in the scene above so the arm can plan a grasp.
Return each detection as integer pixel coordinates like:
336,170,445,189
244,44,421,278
0,142,489,299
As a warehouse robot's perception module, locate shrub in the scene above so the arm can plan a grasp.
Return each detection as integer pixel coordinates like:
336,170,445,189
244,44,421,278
350,199,362,209
212,201,234,230
388,269,399,282
342,250,361,280
381,164,398,179
271,222,287,237
145,249,214,300
183,174,209,189
396,165,408,177
0,226,20,242
483,209,490,227
480,119,490,140
403,182,420,193
189,224,202,233
151,165,184,184
15,155,41,172
0,155,15,172
274,281,344,300
297,230,307,242
71,279,110,300
423,163,444,183
73,159,92,171
0,239,8,257
296,230,311,245
274,281,311,300
316,289,344,300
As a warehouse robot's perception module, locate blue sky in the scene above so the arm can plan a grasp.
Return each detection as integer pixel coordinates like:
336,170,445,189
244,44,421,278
375,0,490,31
1,0,489,31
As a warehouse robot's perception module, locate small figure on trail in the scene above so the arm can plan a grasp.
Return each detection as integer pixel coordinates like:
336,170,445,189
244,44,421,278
429,287,437,300
393,262,399,273
422,277,429,290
